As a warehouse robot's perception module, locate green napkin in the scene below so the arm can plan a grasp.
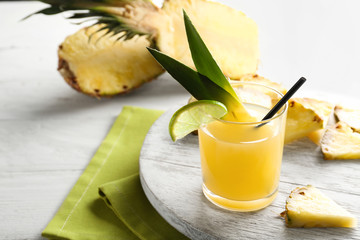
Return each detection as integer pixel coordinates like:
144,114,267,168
99,174,187,240
42,106,187,240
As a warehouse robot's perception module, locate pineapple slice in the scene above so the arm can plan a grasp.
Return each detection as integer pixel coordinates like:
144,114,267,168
308,110,337,146
334,105,360,132
320,121,360,160
307,129,325,146
285,98,333,144
58,25,164,97
281,185,357,228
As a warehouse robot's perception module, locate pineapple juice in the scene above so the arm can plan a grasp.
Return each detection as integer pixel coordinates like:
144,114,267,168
199,102,287,211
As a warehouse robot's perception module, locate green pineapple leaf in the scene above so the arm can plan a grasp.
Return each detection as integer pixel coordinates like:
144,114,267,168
147,48,240,109
183,10,239,101
23,0,153,41
22,6,63,20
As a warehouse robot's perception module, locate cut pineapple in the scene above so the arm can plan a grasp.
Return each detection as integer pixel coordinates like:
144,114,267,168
308,110,337,146
334,105,360,132
320,121,360,160
281,185,357,228
34,0,259,96
307,129,325,146
58,25,164,97
285,98,333,144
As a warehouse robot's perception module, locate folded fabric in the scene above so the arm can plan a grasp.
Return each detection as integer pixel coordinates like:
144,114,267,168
42,106,187,240
99,174,187,240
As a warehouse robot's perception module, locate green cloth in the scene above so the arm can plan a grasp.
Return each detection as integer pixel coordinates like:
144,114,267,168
99,174,187,240
42,106,187,240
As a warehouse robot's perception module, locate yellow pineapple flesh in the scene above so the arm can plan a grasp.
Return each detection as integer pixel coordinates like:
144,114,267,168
281,185,357,228
285,98,334,144
58,25,164,97
307,129,325,146
320,121,360,160
308,110,337,146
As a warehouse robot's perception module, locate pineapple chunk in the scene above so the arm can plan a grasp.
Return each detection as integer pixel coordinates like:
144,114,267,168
320,121,360,160
334,105,360,132
281,185,357,228
307,129,325,146
308,109,337,146
285,98,334,144
58,25,164,97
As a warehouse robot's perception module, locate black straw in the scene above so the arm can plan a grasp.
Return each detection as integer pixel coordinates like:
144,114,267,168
257,77,306,127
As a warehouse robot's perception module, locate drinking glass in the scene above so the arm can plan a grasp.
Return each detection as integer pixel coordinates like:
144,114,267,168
199,82,288,211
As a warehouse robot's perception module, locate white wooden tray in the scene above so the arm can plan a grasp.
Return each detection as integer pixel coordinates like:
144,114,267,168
139,107,360,240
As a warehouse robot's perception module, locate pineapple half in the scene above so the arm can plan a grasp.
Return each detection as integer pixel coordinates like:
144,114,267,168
59,25,164,96
45,0,259,96
334,105,360,132
281,185,357,228
285,98,334,144
320,121,360,160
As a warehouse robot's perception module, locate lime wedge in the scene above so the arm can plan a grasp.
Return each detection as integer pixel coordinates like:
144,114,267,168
169,100,227,141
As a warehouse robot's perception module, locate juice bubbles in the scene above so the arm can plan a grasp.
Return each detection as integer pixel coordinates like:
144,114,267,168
199,83,287,211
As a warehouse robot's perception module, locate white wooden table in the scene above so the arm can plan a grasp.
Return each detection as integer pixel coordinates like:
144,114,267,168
1,1,360,239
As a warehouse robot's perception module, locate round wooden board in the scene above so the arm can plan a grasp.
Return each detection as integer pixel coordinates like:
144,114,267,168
139,107,360,240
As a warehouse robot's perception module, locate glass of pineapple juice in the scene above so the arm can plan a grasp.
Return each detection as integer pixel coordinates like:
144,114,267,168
199,82,288,212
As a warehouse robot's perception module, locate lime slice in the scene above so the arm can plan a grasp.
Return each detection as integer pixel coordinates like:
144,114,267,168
169,100,227,141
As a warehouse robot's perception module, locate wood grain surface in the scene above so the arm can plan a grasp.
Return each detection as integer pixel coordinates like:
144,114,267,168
140,109,360,240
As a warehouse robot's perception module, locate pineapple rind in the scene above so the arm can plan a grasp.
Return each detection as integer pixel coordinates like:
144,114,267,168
58,25,164,97
283,185,357,228
321,121,360,160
